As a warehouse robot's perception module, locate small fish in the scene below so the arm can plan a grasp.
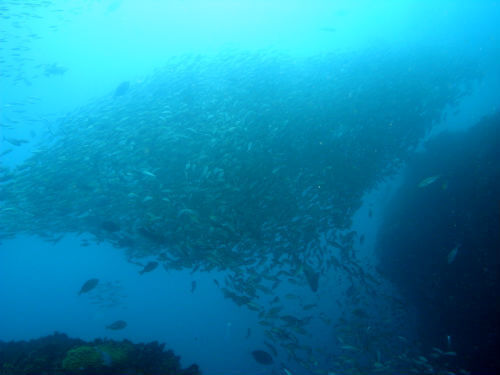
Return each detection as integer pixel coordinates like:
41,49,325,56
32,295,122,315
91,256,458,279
418,175,441,188
190,264,200,274
302,303,317,310
447,245,460,264
319,26,337,33
106,320,127,330
78,278,99,295
245,328,251,339
4,137,29,146
141,170,156,178
303,263,319,292
267,306,283,316
177,208,198,218
213,279,220,287
101,221,120,232
139,261,158,275
340,345,359,351
0,148,13,157
44,63,67,76
106,0,122,13
191,280,197,293
114,81,130,97
251,350,274,365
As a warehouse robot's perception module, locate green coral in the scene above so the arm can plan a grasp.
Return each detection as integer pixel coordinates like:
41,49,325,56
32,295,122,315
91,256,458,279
96,341,132,366
62,345,103,371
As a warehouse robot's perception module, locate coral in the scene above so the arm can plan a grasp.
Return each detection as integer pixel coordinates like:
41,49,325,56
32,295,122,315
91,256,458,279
0,333,201,375
62,345,103,371
96,341,133,366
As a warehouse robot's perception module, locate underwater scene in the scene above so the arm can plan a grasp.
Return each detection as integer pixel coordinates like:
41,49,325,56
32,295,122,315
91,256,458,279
1,1,499,374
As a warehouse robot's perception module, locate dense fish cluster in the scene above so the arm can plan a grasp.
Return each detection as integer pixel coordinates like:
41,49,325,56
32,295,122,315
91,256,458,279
0,51,475,256
0,46,478,373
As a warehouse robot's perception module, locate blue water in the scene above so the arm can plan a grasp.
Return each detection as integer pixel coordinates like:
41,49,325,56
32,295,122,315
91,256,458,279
1,1,499,374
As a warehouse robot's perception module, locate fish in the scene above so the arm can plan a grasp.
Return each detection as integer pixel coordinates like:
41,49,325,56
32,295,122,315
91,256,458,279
303,264,319,292
106,320,127,330
267,306,283,316
3,137,29,146
78,278,99,295
141,170,156,178
106,0,122,13
280,315,303,326
0,148,13,157
101,221,120,232
44,63,67,76
418,175,441,188
0,51,468,375
302,303,317,310
245,328,251,339
251,350,274,365
247,302,262,311
340,345,359,351
139,261,158,275
447,245,460,264
352,308,368,318
0,174,13,183
114,81,130,97
319,27,337,33
191,280,197,293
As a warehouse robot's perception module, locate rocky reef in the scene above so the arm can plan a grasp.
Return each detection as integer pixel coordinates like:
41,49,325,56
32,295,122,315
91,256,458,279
0,333,200,375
